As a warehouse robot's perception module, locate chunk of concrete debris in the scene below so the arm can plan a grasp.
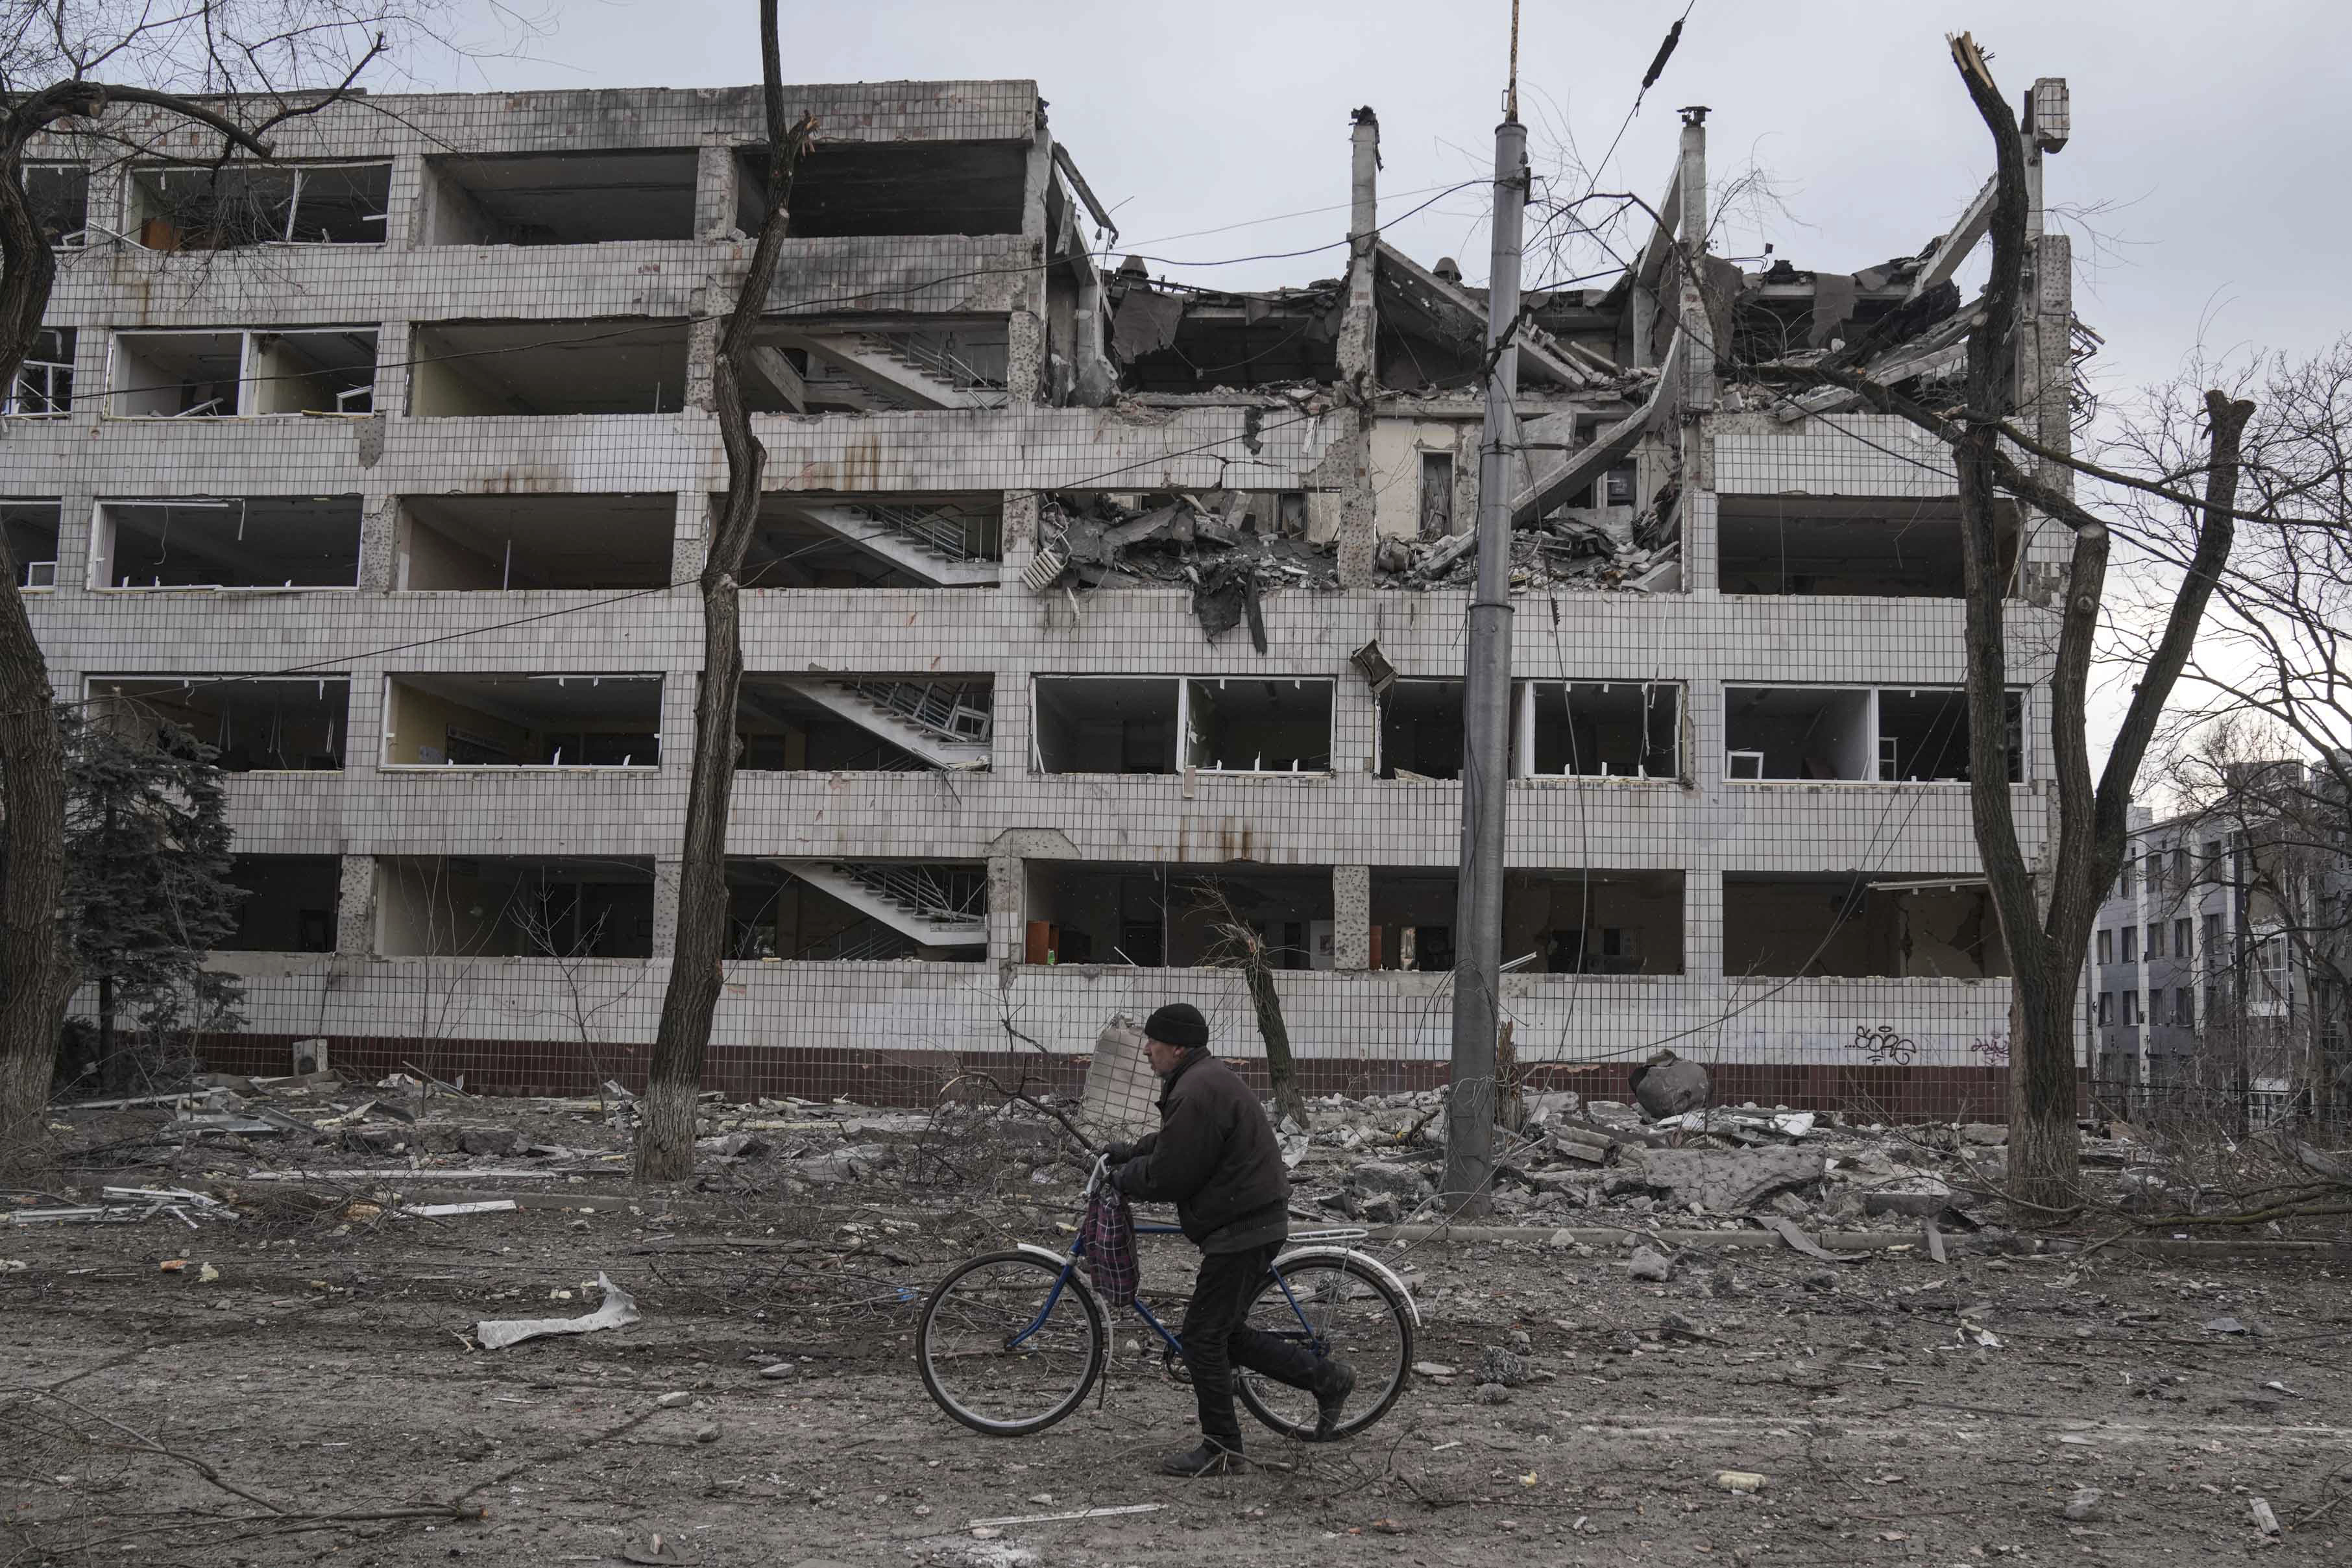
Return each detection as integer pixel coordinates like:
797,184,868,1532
1627,1245,1674,1282
1475,1382,1512,1405
2249,1497,2281,1537
1629,1050,1709,1120
476,1273,640,1351
1714,1471,1766,1493
1640,1148,1825,1212
758,1362,799,1381
657,1391,692,1408
2061,1487,2105,1522
1478,1347,1529,1387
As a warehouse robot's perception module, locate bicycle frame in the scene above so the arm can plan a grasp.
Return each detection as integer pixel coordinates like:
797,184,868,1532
1002,1157,1411,1361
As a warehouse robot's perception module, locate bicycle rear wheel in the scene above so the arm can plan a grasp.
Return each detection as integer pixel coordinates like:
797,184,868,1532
1237,1253,1413,1441
918,1250,1106,1436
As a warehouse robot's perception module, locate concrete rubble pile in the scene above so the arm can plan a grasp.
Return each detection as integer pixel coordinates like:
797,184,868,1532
1037,490,1340,648
1376,483,1680,596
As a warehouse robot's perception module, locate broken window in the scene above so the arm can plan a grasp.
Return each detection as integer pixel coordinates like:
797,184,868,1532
739,675,991,773
87,675,348,771
108,329,375,416
1024,863,1329,969
396,494,677,590
1717,497,2019,597
23,163,88,245
425,151,699,245
743,495,1002,588
221,856,340,952
91,497,361,590
6,327,73,415
408,319,692,416
1418,452,1454,537
382,673,661,767
1722,874,2008,978
108,332,241,417
1725,686,2020,783
2,501,60,588
1032,677,1177,775
1185,678,1332,773
1723,686,1873,781
725,858,986,961
376,856,655,958
1366,868,1684,974
1111,280,1342,392
740,141,1026,237
1526,681,1681,779
129,162,389,249
1377,679,1463,780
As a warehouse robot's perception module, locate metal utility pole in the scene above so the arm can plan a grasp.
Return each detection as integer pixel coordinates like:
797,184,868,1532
1441,108,1527,1207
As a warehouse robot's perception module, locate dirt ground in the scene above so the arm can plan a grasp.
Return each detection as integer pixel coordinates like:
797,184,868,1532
6,1089,2351,1567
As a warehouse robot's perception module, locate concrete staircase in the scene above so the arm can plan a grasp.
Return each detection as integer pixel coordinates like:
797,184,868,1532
773,328,1008,411
775,677,992,770
785,501,1000,588
781,862,986,948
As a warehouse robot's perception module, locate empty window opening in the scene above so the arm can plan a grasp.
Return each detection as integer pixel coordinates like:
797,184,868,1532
221,856,339,952
426,150,699,246
1876,688,2024,782
108,328,375,416
744,494,1002,588
1368,868,1684,974
409,319,691,416
396,494,676,590
376,855,655,958
1185,678,1332,773
725,858,986,961
88,676,348,771
739,141,1026,237
1033,677,1178,775
109,332,239,417
25,163,89,244
1718,497,2019,597
1024,863,1331,969
93,496,361,590
1418,452,1455,537
1723,686,1874,781
1722,873,2009,978
1527,681,1681,779
1377,679,1463,780
130,162,389,249
6,326,73,415
383,673,661,768
738,675,991,773
1114,283,1342,393
3,501,60,588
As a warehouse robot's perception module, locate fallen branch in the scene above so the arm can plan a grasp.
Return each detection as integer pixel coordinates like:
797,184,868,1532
965,1072,1099,1157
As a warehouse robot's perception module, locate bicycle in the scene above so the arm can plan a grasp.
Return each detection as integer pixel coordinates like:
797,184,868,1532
917,1156,1420,1440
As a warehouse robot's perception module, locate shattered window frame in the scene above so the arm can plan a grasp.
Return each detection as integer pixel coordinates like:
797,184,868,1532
128,161,392,250
5,327,73,416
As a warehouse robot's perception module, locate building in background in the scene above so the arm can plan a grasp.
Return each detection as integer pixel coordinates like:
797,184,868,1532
12,78,2085,1113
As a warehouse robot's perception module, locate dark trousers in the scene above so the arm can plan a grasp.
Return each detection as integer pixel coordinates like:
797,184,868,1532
1181,1242,1322,1449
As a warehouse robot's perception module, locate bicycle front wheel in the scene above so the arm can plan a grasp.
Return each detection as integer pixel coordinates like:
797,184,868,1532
918,1250,1106,1436
1237,1253,1414,1441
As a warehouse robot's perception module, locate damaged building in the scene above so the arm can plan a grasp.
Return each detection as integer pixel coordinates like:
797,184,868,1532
12,78,2082,1113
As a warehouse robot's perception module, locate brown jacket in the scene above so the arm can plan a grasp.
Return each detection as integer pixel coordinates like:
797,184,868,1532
1113,1049,1289,1251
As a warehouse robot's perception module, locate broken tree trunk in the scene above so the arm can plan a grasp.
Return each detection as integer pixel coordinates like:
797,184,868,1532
1241,944,1309,1132
1940,35,2252,1218
635,8,815,1182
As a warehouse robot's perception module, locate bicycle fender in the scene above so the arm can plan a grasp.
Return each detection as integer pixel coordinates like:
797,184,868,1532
1014,1244,1103,1312
1273,1245,1423,1327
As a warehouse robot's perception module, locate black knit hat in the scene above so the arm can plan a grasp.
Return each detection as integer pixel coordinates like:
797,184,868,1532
1143,1003,1209,1051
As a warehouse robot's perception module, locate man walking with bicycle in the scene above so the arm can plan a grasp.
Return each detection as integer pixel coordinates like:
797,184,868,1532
1104,1003,1354,1477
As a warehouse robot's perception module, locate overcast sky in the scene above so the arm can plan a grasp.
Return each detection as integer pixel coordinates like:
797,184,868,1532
448,0,2350,400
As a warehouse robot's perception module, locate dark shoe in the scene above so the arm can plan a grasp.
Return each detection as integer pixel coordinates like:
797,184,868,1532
1159,1440,1246,1477
1312,1358,1357,1440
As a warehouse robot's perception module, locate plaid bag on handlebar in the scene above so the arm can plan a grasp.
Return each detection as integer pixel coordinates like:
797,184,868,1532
1080,1185,1138,1308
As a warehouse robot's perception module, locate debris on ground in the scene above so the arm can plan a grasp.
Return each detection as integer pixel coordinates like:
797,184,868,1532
474,1272,640,1350
1631,1050,1712,1120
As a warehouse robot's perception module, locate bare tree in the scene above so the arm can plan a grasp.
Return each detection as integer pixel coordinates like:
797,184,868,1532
1193,882,1309,1129
1747,34,2266,1214
635,1,814,1181
0,2,472,1166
